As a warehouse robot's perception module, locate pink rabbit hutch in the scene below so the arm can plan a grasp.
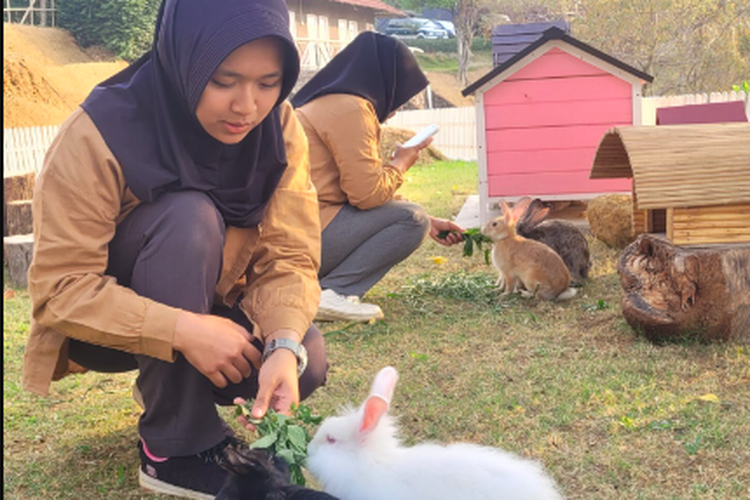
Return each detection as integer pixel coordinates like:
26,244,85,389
462,27,654,224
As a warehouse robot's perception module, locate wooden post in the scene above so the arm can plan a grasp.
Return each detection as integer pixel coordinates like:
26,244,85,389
19,0,37,25
618,234,750,343
666,208,674,242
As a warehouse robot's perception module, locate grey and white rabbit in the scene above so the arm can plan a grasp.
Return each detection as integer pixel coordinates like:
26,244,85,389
513,197,591,285
307,367,563,500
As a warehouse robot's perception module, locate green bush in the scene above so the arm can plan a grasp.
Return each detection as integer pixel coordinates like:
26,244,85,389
402,36,492,53
58,0,160,62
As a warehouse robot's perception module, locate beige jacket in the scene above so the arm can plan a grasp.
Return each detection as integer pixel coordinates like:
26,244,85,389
23,101,321,396
294,94,404,229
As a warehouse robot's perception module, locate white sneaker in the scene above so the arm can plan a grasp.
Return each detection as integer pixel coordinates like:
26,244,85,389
315,289,384,322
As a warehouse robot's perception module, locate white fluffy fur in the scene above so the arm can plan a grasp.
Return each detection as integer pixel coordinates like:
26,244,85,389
307,380,563,500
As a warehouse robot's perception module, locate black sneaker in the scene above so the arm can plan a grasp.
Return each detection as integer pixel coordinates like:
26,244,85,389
139,437,240,499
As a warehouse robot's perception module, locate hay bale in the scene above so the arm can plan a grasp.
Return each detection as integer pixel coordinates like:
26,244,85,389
380,126,447,166
586,194,634,248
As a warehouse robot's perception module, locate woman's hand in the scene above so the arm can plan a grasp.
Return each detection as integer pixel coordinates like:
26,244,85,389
429,217,465,246
234,329,301,431
173,311,261,388
390,137,433,174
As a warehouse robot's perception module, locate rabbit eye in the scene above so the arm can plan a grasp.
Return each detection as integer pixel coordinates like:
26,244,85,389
492,222,497,227
326,435,336,444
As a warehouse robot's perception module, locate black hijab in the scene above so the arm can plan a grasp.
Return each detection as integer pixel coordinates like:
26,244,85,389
291,32,428,123
81,0,299,228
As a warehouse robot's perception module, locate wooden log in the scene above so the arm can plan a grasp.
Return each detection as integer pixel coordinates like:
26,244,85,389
3,172,36,237
618,234,750,343
4,234,34,289
5,200,33,236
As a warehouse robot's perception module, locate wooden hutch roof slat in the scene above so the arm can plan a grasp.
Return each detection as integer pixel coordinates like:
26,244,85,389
590,123,750,209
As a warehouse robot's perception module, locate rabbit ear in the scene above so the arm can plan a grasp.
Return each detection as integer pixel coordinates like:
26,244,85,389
369,366,398,403
359,367,398,435
529,206,551,226
500,200,512,224
512,197,532,221
360,396,389,435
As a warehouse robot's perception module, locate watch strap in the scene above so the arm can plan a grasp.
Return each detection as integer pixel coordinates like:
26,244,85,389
262,338,308,377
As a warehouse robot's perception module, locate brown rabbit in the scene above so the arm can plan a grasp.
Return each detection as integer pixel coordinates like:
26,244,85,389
482,201,577,301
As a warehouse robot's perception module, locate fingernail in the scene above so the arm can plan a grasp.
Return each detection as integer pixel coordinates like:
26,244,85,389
252,409,263,418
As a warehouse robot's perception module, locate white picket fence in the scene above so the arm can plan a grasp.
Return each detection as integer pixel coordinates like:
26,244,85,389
3,91,748,177
3,125,59,177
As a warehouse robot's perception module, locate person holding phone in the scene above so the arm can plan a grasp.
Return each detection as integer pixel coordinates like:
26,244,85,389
292,32,464,323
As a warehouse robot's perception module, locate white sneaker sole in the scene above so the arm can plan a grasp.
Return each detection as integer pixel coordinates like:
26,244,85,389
315,307,384,323
139,469,215,499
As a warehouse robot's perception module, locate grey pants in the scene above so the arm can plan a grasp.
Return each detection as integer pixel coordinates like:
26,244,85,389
320,201,430,297
68,191,327,457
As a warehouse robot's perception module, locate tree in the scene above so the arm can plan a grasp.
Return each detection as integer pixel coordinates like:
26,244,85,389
572,0,750,95
385,0,488,86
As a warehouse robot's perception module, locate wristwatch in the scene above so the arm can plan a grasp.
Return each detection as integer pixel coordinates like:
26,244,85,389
262,338,308,377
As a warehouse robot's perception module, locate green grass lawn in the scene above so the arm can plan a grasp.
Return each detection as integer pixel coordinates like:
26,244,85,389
4,160,750,499
414,50,493,73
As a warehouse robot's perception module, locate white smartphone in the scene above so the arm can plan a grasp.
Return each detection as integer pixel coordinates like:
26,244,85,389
402,124,440,148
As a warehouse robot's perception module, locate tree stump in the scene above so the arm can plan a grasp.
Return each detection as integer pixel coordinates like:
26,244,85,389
5,200,33,236
618,234,750,343
4,234,34,289
4,172,36,236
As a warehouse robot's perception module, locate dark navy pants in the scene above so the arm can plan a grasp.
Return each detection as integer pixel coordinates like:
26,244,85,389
68,191,327,457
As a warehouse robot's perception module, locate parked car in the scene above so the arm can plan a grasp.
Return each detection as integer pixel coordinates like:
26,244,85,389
433,20,456,38
378,18,449,39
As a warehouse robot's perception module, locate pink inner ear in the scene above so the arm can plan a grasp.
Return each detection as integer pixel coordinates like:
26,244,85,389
360,396,388,435
531,207,550,225
512,197,532,221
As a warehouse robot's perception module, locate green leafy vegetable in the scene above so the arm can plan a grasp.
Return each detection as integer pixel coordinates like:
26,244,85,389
235,401,322,486
438,228,493,265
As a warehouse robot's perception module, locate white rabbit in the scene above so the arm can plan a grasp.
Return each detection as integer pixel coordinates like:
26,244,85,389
307,367,563,500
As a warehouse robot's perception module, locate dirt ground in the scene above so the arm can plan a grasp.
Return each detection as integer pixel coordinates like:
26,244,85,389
2,23,486,128
3,24,127,128
422,68,491,108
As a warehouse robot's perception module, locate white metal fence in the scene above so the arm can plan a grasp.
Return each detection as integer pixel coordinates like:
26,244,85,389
3,91,747,177
385,106,477,161
4,0,56,26
3,125,58,177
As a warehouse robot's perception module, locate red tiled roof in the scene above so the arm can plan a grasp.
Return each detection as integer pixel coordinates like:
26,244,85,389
329,0,405,17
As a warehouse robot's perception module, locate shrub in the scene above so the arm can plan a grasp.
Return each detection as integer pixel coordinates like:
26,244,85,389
58,0,160,62
403,36,492,53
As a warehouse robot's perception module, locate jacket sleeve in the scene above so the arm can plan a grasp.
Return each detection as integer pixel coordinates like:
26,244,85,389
241,102,322,340
317,97,404,210
28,110,180,361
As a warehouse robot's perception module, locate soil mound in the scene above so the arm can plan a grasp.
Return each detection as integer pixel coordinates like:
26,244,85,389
3,24,127,128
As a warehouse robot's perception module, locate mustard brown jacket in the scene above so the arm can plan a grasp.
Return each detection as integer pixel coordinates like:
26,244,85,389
294,94,405,229
23,101,321,396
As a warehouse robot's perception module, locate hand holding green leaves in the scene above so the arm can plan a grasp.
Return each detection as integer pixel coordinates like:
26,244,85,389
438,228,493,265
235,400,322,486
